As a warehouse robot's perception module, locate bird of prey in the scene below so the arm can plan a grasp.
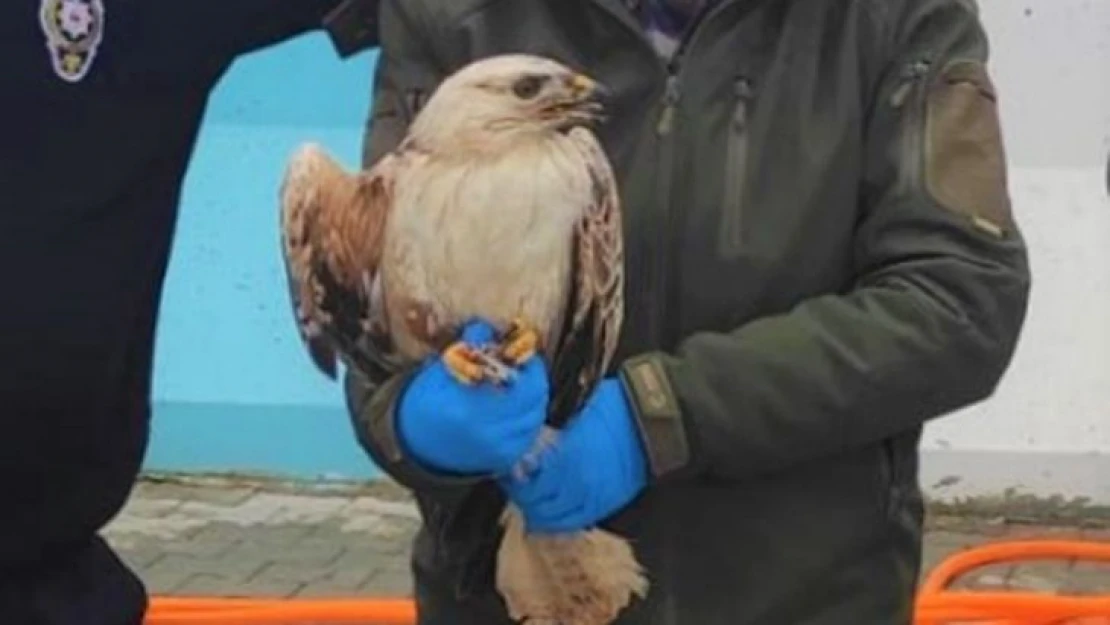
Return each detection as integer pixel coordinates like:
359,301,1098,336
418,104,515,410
278,54,648,625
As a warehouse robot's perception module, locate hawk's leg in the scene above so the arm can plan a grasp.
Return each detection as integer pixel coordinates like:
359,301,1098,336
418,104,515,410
442,342,488,385
498,318,542,366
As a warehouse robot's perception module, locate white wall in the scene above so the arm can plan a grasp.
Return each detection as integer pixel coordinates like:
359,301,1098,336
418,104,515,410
920,0,1110,504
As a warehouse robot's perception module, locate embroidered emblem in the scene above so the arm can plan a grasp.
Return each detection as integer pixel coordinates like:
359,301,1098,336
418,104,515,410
39,0,105,83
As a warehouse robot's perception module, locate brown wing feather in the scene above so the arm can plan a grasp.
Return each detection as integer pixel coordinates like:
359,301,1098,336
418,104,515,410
547,129,625,428
279,143,403,380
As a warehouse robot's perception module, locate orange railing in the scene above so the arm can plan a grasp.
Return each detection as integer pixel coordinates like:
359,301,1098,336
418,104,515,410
915,539,1110,624
145,539,1110,624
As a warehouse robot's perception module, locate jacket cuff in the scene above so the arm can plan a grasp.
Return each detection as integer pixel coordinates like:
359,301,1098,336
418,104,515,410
618,354,700,482
344,368,485,492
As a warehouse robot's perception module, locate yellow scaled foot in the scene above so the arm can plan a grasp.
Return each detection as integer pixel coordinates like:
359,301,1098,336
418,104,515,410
443,341,486,385
499,318,541,366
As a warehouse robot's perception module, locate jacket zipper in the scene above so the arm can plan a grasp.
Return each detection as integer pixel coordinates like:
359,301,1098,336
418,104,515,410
889,60,930,108
582,0,681,350
645,0,738,347
656,73,681,136
583,0,743,347
890,60,931,191
719,76,754,257
646,68,682,346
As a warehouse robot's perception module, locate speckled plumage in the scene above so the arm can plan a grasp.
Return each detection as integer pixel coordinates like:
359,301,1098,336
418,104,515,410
278,54,646,625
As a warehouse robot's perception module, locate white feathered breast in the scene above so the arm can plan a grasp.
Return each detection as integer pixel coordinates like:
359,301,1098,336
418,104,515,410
382,133,596,361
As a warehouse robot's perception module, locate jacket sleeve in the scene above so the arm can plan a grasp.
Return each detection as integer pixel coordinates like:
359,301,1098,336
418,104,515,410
618,0,1032,483
343,0,484,495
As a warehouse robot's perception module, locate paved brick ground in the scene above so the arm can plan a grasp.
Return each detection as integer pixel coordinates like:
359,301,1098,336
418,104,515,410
103,477,1110,600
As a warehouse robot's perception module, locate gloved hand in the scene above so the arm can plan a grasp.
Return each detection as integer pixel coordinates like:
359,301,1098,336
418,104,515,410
397,320,549,477
500,377,649,533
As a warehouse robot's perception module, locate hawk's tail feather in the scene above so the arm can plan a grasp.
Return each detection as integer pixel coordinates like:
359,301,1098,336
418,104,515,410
495,507,649,625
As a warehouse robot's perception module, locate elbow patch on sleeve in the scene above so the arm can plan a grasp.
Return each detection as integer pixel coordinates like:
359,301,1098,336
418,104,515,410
924,59,1013,238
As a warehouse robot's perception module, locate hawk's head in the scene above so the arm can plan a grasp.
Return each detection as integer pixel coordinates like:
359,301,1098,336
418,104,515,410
409,54,610,151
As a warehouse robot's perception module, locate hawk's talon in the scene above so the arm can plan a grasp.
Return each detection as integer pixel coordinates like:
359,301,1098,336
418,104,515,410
443,342,486,385
461,346,516,387
499,318,541,366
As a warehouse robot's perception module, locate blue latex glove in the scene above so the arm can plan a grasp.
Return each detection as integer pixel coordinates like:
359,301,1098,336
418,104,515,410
397,320,549,476
500,377,649,533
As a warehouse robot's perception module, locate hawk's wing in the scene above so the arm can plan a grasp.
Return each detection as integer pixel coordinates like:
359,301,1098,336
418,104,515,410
278,143,403,380
548,128,625,427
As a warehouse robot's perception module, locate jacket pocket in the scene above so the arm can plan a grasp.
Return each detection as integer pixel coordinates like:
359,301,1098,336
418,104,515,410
717,76,755,259
875,438,900,517
876,431,921,520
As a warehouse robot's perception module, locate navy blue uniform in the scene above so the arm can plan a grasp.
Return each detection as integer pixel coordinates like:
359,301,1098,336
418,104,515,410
0,2,377,623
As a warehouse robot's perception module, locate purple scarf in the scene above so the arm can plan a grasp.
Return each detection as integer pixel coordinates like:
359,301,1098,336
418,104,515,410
635,0,716,58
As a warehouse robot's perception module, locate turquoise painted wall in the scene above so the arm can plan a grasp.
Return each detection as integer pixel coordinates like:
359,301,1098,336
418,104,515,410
145,34,383,481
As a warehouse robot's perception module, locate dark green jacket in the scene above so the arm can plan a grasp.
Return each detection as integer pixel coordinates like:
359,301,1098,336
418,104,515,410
345,0,1030,622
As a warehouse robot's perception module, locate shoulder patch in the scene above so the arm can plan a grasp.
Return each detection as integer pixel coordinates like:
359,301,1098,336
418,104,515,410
924,59,1012,237
39,0,105,83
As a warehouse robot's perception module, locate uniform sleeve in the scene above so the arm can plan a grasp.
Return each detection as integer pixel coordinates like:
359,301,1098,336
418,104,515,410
216,0,353,56
618,0,1032,483
342,0,480,495
126,1,356,77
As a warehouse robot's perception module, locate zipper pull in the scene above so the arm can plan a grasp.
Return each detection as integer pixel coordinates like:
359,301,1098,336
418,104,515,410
732,77,753,132
656,74,681,136
889,60,931,108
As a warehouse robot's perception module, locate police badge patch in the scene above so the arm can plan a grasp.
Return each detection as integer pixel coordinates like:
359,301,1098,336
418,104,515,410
39,0,105,83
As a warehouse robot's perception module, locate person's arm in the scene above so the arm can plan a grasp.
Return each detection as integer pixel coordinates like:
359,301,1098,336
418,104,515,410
161,0,376,65
218,0,360,57
118,1,369,81
343,0,479,495
619,0,1031,484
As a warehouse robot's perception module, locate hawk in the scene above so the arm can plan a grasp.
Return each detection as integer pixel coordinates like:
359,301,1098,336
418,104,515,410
278,54,648,625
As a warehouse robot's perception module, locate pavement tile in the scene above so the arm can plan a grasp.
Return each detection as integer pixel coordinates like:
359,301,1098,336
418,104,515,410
951,563,1015,590
119,497,183,519
1063,562,1110,595
159,523,244,558
1007,559,1074,593
131,482,198,502
261,536,346,566
141,554,205,594
920,531,977,574
362,563,415,597
175,574,232,595
218,575,306,598
187,485,260,507
116,545,166,572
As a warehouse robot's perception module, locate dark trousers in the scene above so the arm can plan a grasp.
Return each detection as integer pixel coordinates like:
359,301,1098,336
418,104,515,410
1,535,147,625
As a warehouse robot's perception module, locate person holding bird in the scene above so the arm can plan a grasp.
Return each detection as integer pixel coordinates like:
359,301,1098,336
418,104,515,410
341,0,1031,623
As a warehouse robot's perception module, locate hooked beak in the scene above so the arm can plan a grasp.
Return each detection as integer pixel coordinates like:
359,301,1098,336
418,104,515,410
567,73,611,105
554,73,610,130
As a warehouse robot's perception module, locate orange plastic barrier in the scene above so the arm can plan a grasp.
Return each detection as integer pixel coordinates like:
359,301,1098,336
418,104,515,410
146,596,414,623
145,539,1110,624
915,539,1110,625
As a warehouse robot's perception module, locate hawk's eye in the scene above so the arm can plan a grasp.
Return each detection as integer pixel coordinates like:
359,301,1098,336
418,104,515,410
512,75,548,100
